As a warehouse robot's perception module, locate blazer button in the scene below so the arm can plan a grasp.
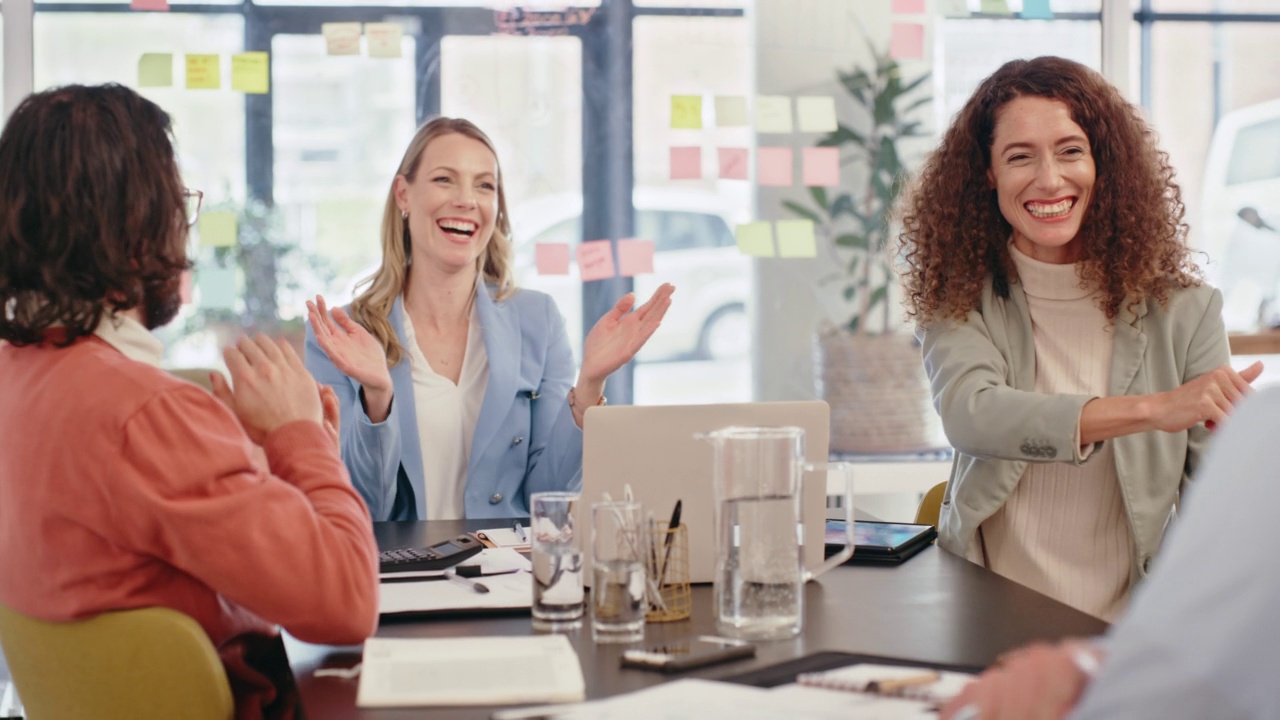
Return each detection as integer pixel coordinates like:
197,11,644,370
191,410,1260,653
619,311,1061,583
489,493,504,504
512,436,524,446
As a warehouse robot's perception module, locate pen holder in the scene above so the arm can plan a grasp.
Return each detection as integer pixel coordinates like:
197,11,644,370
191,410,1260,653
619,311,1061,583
645,522,691,623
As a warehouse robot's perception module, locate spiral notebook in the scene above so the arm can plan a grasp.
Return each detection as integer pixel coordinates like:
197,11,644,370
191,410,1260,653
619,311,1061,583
796,663,974,703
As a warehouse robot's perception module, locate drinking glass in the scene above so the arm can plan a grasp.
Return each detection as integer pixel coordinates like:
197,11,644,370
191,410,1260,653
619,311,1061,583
530,492,585,631
591,500,647,643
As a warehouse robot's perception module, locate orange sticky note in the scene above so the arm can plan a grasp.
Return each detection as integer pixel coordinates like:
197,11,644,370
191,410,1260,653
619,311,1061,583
617,239,655,277
577,240,616,281
776,220,818,258
758,147,793,187
130,0,169,11
670,146,702,180
185,55,221,90
322,22,362,56
735,222,775,258
892,0,925,12
890,23,925,61
535,243,571,275
366,23,403,58
231,52,269,94
718,147,749,181
180,270,193,305
670,95,703,130
803,147,840,187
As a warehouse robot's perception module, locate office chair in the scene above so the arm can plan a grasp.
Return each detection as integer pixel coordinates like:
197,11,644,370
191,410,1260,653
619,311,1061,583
0,603,234,720
914,481,948,528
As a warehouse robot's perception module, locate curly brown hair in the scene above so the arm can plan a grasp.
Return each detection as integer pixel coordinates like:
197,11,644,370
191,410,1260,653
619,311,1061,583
897,56,1200,323
0,84,190,346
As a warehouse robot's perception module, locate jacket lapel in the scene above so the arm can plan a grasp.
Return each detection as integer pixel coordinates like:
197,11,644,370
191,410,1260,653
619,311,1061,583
1110,298,1149,396
388,297,426,519
470,285,520,473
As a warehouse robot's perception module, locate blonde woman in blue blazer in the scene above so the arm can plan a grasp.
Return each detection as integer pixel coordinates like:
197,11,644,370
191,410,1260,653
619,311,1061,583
305,117,674,521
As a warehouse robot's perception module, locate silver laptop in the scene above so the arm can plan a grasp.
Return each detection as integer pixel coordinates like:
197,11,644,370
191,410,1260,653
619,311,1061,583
579,400,831,584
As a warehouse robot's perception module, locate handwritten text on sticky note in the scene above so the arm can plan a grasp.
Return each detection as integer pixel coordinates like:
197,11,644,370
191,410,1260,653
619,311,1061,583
535,243,571,276
776,219,818,258
617,239,655,277
366,23,403,58
755,96,793,133
735,222,775,258
718,147,749,181
577,240,616,281
231,52,269,94
186,55,220,90
322,22,362,56
670,95,703,130
138,53,173,88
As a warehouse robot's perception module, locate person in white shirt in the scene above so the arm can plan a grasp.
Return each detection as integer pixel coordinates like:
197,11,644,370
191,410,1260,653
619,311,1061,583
940,384,1280,720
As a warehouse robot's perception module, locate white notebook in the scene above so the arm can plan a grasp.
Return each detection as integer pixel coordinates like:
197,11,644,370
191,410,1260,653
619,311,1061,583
357,635,585,708
796,663,974,703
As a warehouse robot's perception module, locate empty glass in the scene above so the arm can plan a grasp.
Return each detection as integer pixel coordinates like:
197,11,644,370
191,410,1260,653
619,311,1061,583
530,492,585,631
591,500,647,644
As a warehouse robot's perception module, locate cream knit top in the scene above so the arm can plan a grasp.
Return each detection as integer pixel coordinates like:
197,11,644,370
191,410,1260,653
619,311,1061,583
972,245,1132,621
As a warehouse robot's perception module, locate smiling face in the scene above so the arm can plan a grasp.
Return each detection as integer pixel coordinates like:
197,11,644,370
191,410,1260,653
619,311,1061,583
394,132,500,275
987,95,1096,264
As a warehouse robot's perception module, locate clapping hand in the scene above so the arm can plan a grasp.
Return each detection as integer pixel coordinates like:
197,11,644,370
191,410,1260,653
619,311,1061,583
578,284,675,385
209,335,323,444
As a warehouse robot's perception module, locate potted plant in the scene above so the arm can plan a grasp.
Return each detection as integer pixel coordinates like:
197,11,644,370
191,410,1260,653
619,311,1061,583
782,44,946,454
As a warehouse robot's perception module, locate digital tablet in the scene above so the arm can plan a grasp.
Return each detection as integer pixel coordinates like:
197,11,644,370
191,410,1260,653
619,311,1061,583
825,520,937,566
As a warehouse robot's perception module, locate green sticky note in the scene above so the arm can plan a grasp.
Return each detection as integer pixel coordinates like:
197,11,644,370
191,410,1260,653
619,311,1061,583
198,212,237,248
138,53,173,88
714,95,749,128
197,267,237,311
776,220,818,258
671,95,703,130
231,52,269,94
980,0,1012,15
185,54,221,90
735,222,775,258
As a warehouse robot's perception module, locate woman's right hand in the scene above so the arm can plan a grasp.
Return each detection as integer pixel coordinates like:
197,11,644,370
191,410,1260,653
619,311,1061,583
1152,360,1264,432
307,295,392,392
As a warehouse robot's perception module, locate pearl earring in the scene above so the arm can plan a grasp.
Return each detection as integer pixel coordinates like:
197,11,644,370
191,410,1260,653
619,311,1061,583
401,210,409,220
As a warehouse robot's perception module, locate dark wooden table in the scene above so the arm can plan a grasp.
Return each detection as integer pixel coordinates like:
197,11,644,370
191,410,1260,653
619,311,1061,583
286,519,1108,720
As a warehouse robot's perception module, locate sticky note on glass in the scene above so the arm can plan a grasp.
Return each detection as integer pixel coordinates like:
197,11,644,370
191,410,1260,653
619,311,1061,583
130,0,168,11
892,0,926,13
803,147,840,187
776,219,818,258
980,0,1012,15
617,239,655,277
198,211,237,248
758,147,793,187
755,96,793,133
231,52,269,94
936,0,971,16
138,53,173,88
714,96,749,128
797,96,838,133
366,23,403,58
197,267,237,311
670,95,703,130
185,55,220,90
1022,0,1053,19
535,243,571,275
890,23,925,60
322,22,362,56
670,146,702,180
180,270,193,305
577,240,616,282
735,222,775,258
718,147,749,180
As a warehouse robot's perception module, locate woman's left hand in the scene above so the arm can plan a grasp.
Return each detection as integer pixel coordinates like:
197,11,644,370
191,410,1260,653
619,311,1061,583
579,283,675,384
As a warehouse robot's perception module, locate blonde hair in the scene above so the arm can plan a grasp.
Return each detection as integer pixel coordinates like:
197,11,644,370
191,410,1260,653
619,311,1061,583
350,117,516,367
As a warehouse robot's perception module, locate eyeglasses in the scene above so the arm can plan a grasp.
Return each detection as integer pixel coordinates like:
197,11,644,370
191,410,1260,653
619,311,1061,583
183,188,204,227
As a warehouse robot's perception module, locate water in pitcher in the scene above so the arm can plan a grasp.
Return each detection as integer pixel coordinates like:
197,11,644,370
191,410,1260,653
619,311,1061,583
714,495,803,640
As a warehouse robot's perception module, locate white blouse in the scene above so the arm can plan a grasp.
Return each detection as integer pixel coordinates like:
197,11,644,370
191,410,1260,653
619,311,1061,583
401,306,489,521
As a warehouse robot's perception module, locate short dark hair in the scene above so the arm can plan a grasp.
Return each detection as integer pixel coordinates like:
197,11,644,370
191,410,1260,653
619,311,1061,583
0,83,191,345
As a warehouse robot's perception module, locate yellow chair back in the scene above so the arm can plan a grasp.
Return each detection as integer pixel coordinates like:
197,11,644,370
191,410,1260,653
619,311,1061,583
0,603,233,720
914,481,948,528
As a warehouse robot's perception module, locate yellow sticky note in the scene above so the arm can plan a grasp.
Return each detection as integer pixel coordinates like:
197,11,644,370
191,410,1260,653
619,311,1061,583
670,95,703,130
322,22,362,56
198,211,237,248
776,220,818,258
796,96,838,133
756,96,793,133
980,0,1012,15
137,53,173,88
735,222,775,258
185,54,220,90
231,52,269,94
366,23,403,59
714,95,749,128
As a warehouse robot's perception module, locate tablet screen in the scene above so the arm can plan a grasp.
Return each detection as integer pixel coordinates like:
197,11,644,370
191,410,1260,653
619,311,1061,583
825,520,931,551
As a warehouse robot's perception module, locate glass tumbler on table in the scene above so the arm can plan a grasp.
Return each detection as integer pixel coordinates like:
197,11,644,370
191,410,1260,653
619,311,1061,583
530,491,585,631
591,500,647,643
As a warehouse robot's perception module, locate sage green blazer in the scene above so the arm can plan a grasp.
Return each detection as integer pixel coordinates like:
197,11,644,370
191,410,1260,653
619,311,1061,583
920,278,1229,585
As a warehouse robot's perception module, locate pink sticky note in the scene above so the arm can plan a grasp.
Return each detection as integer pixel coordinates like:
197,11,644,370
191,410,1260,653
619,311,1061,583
577,240,616,282
803,147,841,187
617,239,655,277
179,270,193,304
670,146,702,180
535,243,571,275
758,147,794,187
890,23,925,60
130,0,169,10
892,0,925,13
718,147,749,180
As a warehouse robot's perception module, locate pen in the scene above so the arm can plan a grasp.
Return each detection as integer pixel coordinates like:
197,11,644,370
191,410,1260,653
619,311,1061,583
658,499,682,587
866,671,939,694
445,570,490,594
514,521,528,543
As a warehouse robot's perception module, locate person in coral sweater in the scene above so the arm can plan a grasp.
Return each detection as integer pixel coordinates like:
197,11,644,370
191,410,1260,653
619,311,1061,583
0,84,379,719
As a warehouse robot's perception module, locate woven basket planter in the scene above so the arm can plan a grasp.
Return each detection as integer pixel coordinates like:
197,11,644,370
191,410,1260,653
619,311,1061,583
815,331,948,454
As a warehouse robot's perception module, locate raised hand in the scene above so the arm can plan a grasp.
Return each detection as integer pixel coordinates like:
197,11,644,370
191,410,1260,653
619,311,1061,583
1153,360,1263,432
579,283,675,385
306,295,393,395
218,335,323,440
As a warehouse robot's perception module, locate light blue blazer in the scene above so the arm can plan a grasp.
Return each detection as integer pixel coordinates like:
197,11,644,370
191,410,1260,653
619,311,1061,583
305,285,584,521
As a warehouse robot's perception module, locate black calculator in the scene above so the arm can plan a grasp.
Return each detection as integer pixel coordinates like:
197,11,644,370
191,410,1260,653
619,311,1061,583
378,534,484,574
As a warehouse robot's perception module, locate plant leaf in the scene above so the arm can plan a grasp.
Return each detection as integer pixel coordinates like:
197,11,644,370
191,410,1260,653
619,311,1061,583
829,195,861,222
808,186,830,212
845,316,860,334
867,285,889,313
835,234,869,251
782,200,823,224
898,72,931,98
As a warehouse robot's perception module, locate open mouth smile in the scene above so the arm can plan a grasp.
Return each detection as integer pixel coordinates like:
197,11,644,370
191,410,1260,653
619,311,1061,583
1024,197,1076,219
438,219,478,238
